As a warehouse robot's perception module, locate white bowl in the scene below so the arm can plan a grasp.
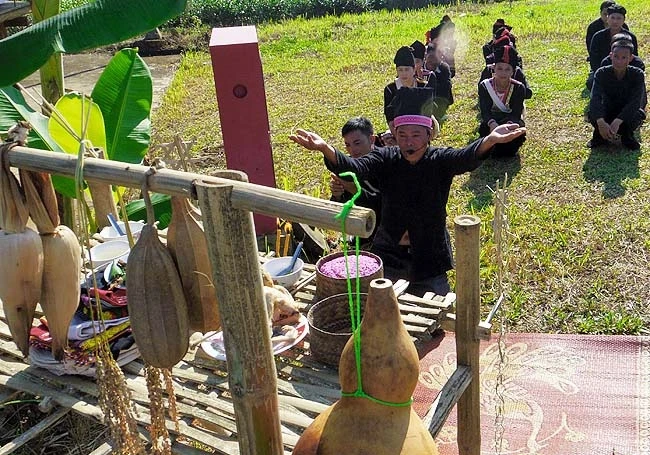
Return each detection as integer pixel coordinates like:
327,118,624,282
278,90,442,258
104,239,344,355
88,240,131,269
99,221,145,242
263,257,304,288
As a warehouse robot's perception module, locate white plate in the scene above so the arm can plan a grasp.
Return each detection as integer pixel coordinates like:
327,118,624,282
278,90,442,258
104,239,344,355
201,314,309,361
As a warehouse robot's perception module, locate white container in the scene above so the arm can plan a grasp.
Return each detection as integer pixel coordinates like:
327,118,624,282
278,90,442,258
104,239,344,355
88,240,130,269
99,221,145,242
263,257,304,288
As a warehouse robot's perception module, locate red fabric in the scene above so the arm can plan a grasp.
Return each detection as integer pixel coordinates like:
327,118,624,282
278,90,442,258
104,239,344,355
413,332,650,455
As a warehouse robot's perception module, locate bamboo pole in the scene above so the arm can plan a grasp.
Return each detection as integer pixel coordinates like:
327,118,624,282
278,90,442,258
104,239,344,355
7,146,374,237
454,214,481,455
196,180,283,455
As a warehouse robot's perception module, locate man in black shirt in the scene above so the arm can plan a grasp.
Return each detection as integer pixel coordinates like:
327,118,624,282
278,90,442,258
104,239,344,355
588,40,646,150
290,88,526,296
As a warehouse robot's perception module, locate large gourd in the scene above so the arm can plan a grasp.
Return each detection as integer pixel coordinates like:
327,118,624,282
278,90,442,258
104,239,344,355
293,278,439,455
166,196,220,333
127,174,190,368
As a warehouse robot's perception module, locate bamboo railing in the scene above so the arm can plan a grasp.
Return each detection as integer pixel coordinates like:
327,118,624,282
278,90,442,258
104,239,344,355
6,145,482,455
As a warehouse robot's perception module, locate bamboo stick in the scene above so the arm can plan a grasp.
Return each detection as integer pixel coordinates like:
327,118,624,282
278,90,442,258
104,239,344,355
423,365,472,438
454,215,482,455
7,146,375,237
196,180,283,455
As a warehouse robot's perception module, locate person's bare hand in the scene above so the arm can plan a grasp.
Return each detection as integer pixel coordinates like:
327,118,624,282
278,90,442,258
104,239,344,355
489,122,527,143
609,119,622,136
598,122,612,141
289,129,327,152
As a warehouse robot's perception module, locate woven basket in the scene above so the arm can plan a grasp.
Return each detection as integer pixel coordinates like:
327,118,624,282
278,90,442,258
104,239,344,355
307,293,367,367
314,251,383,301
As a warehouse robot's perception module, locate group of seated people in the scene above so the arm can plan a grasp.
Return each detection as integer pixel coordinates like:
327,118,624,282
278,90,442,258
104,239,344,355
381,16,531,158
381,16,457,144
585,1,646,150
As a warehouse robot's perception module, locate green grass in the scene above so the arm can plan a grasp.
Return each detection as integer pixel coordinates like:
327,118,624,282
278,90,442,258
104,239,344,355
151,0,650,335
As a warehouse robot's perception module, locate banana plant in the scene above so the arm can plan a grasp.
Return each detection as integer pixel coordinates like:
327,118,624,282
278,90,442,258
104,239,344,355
0,0,186,88
0,49,152,199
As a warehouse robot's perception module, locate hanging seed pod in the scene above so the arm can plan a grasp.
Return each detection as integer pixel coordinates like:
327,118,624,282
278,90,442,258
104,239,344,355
0,125,42,357
40,225,82,361
0,227,43,357
167,196,220,333
127,170,190,368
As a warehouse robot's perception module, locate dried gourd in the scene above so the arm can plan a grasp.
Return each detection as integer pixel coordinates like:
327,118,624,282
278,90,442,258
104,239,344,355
40,225,82,361
19,169,59,234
0,227,43,356
127,172,190,368
0,125,43,357
293,278,439,455
167,196,220,333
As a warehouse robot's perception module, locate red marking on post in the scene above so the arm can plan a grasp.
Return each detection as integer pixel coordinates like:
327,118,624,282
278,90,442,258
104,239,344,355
210,26,277,235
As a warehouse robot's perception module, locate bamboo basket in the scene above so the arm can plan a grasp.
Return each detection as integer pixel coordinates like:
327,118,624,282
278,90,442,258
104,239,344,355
307,293,367,367
314,251,383,301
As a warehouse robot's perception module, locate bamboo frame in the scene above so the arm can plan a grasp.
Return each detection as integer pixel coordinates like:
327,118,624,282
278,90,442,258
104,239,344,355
4,145,484,455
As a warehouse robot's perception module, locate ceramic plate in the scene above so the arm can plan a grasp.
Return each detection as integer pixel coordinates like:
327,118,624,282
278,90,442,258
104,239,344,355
201,314,309,361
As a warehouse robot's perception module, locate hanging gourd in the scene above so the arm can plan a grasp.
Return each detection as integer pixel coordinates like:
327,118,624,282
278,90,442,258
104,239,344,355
293,278,439,454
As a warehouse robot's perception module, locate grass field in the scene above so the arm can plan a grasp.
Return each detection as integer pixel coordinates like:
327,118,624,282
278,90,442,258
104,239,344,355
151,0,650,335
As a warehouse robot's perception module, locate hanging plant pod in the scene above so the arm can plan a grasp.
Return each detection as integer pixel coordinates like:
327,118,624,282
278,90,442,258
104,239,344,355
127,169,190,368
167,196,220,333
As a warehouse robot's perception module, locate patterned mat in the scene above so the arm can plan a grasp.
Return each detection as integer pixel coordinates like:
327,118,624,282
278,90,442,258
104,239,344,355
413,332,650,455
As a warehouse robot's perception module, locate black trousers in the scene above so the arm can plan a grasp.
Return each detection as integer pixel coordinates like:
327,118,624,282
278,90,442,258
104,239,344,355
479,122,526,157
589,109,645,142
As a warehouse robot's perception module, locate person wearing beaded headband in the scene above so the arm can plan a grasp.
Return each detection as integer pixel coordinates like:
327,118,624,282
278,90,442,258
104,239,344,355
478,45,528,157
290,87,526,296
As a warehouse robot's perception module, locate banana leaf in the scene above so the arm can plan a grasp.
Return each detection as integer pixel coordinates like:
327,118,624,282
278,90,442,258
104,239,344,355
0,86,77,197
48,93,107,154
125,193,172,229
92,48,151,163
0,0,187,87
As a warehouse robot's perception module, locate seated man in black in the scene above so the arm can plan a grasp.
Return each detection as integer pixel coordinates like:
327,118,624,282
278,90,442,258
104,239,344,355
588,40,646,150
329,117,382,246
290,87,526,296
585,1,628,59
588,4,637,89
478,46,529,157
599,33,646,109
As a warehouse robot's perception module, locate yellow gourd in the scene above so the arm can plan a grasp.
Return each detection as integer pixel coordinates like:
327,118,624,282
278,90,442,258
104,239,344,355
293,278,439,455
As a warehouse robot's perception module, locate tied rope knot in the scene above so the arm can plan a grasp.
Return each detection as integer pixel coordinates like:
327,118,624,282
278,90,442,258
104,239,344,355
334,172,412,408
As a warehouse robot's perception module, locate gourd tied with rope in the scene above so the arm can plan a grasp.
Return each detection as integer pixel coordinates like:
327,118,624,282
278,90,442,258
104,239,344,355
293,173,438,455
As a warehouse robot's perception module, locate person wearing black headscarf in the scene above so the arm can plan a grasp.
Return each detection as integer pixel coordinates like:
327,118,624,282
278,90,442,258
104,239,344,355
478,45,528,157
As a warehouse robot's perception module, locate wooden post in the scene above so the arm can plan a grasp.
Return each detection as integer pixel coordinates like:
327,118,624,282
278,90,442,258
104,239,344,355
196,179,283,455
209,26,277,235
454,214,481,455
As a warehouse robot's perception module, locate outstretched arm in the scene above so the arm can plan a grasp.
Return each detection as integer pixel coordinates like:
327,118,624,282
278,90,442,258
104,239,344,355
476,123,527,158
289,129,337,165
